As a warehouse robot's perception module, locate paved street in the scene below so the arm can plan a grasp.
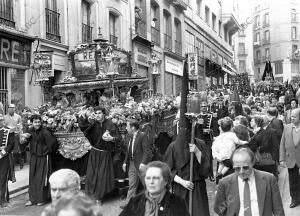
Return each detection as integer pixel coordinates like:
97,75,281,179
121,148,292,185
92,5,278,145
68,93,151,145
1,166,300,216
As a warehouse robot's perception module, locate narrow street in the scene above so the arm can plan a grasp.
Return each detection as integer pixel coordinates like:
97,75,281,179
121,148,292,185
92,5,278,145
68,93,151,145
2,166,300,216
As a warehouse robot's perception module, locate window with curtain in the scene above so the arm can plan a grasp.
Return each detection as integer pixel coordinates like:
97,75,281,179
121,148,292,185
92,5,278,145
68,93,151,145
197,0,202,16
263,13,269,25
185,31,195,53
264,30,270,41
238,43,245,54
265,48,270,58
82,0,90,25
212,13,216,31
205,6,210,24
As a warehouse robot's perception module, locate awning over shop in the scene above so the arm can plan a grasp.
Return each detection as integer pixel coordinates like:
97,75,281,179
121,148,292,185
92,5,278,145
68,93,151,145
222,66,234,75
52,77,149,92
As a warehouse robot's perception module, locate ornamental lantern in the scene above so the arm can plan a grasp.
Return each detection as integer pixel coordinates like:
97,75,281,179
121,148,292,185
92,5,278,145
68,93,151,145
187,91,207,114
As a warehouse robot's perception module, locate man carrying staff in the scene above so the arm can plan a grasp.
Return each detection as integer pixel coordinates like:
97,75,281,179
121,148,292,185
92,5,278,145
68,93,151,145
0,114,15,208
21,114,58,206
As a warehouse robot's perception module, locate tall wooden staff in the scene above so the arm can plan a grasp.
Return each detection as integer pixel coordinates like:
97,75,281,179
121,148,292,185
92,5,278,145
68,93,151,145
184,54,202,215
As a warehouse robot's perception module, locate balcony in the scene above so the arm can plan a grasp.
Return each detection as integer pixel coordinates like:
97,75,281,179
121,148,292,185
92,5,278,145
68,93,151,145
172,0,188,11
164,34,172,51
82,23,93,43
0,4,15,28
238,50,248,56
175,40,182,55
253,41,261,48
254,58,261,65
262,39,270,45
109,35,118,47
222,3,240,35
262,55,271,62
135,17,146,38
45,8,61,43
151,27,160,45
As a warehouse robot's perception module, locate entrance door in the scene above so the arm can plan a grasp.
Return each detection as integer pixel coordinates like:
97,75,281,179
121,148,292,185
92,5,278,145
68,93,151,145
0,67,8,113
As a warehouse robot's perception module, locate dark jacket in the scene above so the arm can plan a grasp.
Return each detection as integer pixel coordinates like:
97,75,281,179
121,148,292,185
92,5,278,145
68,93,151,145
124,131,152,169
119,191,190,216
214,169,285,216
248,128,265,153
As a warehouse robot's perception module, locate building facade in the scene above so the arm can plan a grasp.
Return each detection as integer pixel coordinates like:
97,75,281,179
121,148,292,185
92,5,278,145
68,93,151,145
0,0,134,110
184,0,240,91
131,0,186,96
252,0,300,82
233,0,255,83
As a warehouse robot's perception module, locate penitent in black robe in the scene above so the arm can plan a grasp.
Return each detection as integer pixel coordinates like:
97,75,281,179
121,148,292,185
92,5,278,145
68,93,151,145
26,127,58,204
164,138,210,216
80,119,120,200
0,128,15,206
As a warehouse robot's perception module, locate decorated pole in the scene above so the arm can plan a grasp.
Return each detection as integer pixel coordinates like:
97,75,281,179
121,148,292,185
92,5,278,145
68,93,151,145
185,54,202,215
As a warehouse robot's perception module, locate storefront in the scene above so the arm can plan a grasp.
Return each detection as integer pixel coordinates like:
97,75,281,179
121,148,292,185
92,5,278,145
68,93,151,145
0,30,34,112
164,55,183,95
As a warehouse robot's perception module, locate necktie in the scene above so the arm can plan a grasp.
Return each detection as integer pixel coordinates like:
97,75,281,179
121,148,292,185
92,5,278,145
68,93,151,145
129,138,133,159
244,179,252,216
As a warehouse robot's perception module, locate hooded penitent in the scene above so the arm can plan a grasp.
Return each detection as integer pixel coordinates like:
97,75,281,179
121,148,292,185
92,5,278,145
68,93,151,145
167,58,191,170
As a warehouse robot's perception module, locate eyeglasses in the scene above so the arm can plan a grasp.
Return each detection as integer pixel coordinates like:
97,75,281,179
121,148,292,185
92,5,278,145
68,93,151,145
233,166,250,172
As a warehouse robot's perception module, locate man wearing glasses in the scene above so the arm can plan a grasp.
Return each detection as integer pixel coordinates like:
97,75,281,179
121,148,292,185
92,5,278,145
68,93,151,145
214,147,284,216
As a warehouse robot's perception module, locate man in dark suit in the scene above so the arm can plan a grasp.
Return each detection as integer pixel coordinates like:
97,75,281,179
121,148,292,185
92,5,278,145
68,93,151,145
280,108,300,208
214,147,284,216
267,106,283,137
122,120,152,204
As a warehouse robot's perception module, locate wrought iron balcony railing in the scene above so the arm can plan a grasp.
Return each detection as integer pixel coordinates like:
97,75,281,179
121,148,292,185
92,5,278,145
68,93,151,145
0,2,14,28
82,23,93,43
46,8,61,43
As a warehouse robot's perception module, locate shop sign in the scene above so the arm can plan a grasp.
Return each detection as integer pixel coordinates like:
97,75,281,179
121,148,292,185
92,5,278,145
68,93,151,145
74,48,97,77
187,53,198,80
165,56,183,76
134,45,150,67
0,36,31,67
33,52,53,81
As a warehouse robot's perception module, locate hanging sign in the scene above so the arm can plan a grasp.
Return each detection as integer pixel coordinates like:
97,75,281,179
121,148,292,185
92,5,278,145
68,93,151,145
33,52,53,81
187,53,198,80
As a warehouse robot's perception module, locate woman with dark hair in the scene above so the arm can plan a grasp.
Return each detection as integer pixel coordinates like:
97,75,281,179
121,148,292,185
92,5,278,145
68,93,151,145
120,161,189,216
248,115,265,153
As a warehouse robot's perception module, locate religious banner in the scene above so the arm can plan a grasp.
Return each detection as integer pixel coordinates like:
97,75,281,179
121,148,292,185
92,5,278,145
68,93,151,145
187,53,198,80
33,52,54,81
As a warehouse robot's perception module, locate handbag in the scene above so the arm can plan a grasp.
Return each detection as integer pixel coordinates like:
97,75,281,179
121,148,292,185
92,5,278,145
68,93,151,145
255,150,275,165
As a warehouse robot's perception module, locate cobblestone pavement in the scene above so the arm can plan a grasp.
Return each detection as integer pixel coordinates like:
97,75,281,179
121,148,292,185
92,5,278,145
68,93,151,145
2,167,300,216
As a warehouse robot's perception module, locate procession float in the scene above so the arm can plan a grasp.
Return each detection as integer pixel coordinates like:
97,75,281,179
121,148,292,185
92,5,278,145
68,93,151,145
26,31,177,180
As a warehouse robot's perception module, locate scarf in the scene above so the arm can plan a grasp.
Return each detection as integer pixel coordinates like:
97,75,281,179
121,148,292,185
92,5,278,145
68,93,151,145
144,190,166,216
